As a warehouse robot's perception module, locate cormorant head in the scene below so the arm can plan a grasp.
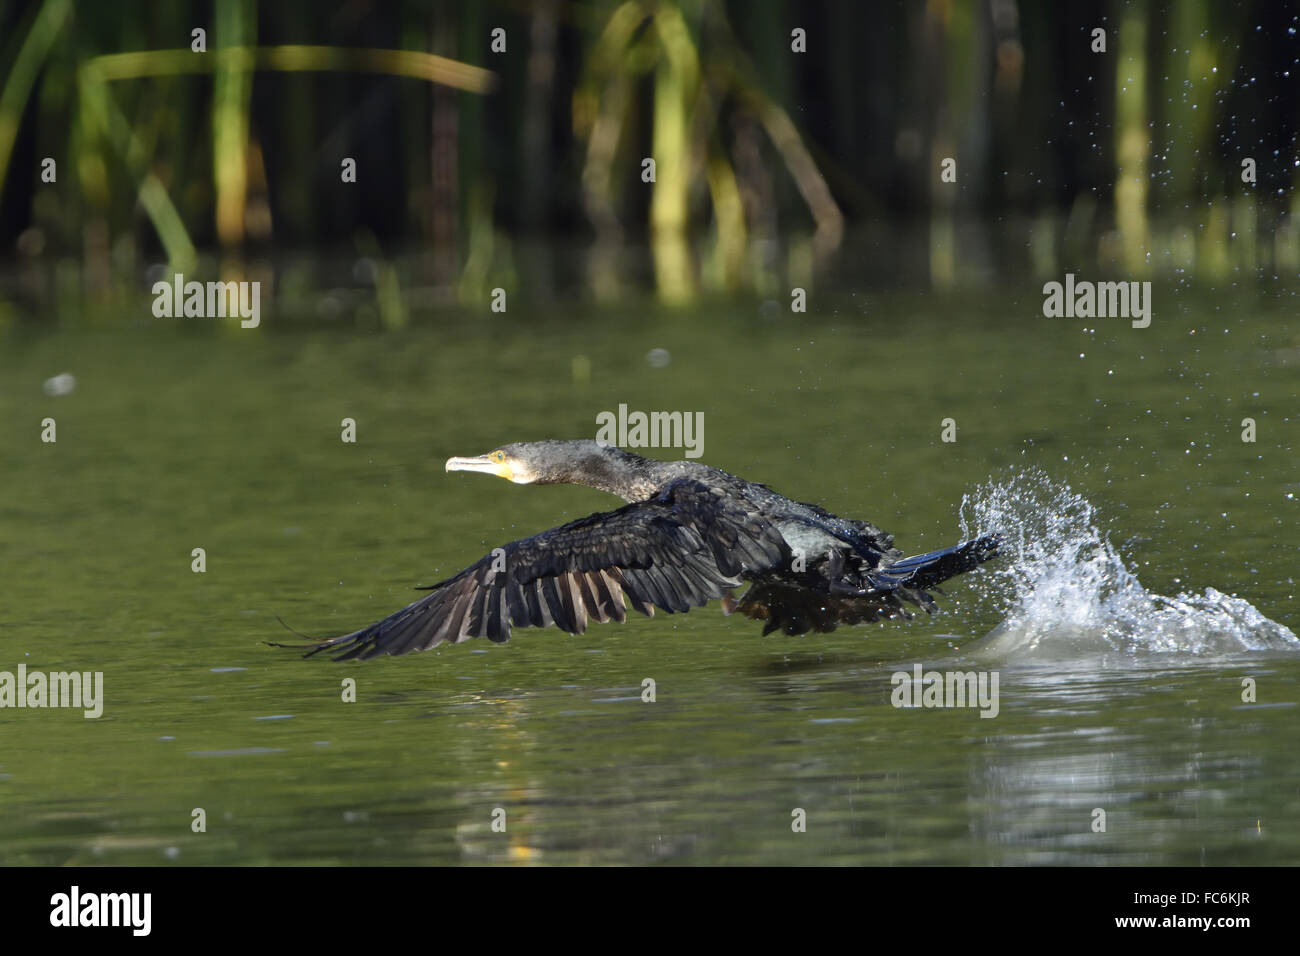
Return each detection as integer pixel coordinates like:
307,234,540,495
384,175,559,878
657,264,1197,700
446,439,633,487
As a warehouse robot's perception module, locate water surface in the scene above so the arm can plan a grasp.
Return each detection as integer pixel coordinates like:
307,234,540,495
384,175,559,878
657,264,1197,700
2,287,1297,864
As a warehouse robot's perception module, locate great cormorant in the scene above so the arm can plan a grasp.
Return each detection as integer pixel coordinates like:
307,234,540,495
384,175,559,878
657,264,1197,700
288,440,1002,660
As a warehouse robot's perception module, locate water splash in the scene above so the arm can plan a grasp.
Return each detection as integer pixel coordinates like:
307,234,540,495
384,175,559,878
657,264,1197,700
956,469,1298,658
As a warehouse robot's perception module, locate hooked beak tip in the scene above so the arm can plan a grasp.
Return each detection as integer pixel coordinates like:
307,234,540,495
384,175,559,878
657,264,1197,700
445,455,509,479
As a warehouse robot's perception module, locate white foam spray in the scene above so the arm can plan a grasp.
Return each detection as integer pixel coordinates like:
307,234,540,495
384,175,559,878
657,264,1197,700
955,469,1298,658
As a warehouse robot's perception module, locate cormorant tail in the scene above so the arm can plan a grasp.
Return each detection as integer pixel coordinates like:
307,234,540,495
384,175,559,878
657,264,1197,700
873,532,1004,590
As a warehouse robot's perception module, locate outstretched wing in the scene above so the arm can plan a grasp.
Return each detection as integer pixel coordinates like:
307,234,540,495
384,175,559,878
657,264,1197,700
291,479,788,660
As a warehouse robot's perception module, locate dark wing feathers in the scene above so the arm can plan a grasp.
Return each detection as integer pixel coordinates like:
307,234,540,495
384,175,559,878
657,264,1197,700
299,479,787,661
730,578,919,636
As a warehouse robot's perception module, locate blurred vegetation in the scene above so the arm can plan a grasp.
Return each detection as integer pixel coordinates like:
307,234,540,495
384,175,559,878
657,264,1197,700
0,0,1297,323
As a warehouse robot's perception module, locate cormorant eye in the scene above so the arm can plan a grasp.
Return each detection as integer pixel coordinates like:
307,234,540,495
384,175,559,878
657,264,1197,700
493,451,505,462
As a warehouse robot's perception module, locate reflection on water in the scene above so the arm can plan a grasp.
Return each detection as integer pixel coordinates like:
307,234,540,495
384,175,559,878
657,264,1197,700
1,288,1297,865
965,660,1292,865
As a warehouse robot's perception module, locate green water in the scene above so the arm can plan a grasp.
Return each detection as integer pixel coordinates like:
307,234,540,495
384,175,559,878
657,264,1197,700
2,287,1297,865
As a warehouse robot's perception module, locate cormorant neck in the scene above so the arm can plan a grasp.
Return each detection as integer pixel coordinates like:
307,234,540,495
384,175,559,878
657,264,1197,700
552,445,667,502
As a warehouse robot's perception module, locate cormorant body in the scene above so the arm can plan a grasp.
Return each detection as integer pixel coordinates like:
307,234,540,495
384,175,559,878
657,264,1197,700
290,440,1002,660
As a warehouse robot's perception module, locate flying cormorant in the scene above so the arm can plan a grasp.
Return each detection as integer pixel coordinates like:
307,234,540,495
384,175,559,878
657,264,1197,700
288,440,1002,660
